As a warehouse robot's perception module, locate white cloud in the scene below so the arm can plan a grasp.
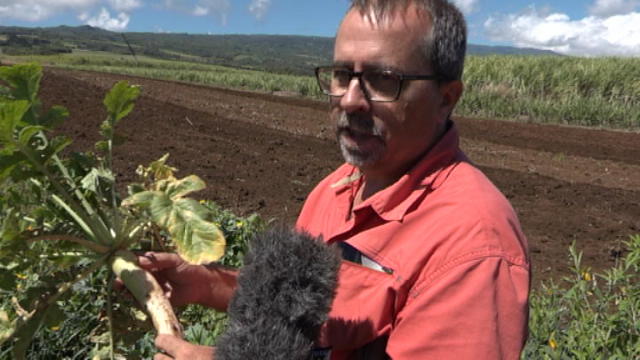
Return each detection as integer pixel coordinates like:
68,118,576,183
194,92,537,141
161,0,229,24
0,0,98,21
197,0,230,24
452,0,478,15
589,0,639,17
84,7,130,31
484,8,640,56
193,5,208,15
108,0,142,12
248,0,270,20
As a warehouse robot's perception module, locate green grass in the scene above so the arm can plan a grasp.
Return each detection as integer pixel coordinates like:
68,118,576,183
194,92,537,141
461,56,640,129
2,52,638,129
0,52,323,98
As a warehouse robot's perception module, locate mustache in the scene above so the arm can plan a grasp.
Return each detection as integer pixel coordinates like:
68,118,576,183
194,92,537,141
336,112,383,137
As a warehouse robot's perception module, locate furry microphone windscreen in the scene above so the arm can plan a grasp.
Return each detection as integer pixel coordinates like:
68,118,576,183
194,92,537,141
215,227,341,360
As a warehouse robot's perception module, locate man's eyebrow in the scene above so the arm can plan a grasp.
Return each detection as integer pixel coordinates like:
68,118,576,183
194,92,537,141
332,60,353,68
331,61,402,73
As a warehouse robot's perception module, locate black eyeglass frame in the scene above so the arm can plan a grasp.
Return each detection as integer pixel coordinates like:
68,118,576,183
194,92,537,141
314,66,443,102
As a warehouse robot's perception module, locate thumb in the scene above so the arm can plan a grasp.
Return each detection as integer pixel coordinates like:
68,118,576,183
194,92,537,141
138,252,182,272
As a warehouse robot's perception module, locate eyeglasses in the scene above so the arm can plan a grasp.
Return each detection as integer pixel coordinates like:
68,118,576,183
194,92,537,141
315,66,442,102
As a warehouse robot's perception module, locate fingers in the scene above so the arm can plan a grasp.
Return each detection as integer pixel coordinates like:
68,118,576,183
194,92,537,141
138,252,184,272
155,334,184,357
154,335,216,360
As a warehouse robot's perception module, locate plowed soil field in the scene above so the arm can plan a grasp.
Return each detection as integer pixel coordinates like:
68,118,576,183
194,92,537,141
42,68,640,285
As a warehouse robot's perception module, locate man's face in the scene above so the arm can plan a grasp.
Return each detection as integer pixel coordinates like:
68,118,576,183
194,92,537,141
332,6,453,180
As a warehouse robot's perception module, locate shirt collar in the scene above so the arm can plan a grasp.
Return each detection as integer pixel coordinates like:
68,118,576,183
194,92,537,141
332,121,462,222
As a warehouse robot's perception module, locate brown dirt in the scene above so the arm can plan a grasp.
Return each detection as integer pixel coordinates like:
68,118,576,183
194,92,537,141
41,67,640,286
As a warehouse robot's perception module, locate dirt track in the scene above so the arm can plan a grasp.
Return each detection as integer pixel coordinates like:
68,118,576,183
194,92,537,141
42,68,640,285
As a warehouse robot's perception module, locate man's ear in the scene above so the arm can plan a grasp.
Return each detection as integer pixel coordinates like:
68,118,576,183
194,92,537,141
439,80,463,118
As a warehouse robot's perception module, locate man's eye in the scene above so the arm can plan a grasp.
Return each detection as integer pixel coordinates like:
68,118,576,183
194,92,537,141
366,71,399,92
367,71,395,83
333,70,351,83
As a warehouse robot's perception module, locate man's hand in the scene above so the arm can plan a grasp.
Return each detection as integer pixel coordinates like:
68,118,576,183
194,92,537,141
135,252,206,307
115,251,238,310
153,335,215,360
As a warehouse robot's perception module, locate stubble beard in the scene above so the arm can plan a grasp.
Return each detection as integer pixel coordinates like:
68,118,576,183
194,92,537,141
335,112,386,168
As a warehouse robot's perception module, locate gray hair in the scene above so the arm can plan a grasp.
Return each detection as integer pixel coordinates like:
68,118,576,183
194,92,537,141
349,0,467,81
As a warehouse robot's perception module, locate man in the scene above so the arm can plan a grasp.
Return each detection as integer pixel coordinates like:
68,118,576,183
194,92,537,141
139,0,530,359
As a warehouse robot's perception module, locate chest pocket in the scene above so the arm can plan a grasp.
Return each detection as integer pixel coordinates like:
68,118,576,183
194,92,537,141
318,244,397,353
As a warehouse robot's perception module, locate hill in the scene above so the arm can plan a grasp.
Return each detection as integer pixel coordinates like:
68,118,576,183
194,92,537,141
0,25,558,75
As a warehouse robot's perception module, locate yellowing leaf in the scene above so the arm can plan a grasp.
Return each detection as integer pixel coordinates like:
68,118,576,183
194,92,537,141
164,175,206,200
122,175,225,265
147,153,176,181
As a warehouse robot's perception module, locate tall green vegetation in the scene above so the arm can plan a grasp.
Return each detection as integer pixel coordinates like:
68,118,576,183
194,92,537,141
3,52,638,129
460,56,640,129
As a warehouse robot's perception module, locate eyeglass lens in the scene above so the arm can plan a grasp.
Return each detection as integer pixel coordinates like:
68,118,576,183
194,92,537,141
318,68,400,101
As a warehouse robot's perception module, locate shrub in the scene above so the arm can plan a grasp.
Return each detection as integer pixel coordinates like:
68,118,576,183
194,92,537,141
524,235,640,359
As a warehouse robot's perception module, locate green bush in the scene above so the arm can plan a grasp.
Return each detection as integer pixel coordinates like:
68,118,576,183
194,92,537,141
0,203,261,359
524,235,640,359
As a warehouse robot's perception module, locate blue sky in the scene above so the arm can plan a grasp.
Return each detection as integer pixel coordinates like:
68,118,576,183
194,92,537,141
1,0,639,56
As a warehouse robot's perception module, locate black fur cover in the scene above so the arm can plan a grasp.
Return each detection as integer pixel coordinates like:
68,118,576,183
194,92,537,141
215,227,341,360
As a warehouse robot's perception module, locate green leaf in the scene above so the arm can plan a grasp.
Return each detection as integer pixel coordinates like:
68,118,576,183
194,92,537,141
126,182,145,196
51,194,97,242
0,85,11,97
0,310,14,344
0,100,30,143
10,300,66,360
18,125,45,146
0,210,26,255
49,136,72,156
0,150,26,181
95,140,108,153
103,81,141,125
43,302,64,329
121,190,156,208
0,268,16,291
12,308,48,360
39,105,69,129
0,63,42,103
38,135,72,163
80,167,115,193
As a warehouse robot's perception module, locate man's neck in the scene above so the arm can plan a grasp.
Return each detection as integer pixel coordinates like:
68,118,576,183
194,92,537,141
354,175,392,206
354,119,451,206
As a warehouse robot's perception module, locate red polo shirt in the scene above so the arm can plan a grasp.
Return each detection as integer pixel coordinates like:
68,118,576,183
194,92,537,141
296,122,530,359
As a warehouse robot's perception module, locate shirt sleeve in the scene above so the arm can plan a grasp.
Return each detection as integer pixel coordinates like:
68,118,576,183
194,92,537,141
386,255,530,360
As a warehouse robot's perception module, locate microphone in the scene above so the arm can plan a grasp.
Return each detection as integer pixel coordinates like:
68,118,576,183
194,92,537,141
215,227,340,360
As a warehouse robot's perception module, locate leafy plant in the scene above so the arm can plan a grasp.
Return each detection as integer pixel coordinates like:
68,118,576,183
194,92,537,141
524,235,640,359
0,63,226,359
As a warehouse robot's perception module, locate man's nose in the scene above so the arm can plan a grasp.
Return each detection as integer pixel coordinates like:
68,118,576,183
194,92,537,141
339,77,370,113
